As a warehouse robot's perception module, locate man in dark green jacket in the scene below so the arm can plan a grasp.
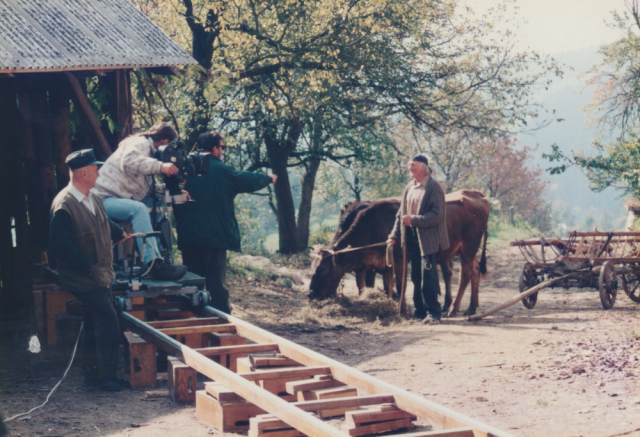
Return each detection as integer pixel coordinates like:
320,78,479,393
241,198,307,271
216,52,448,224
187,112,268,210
50,149,127,391
175,132,276,313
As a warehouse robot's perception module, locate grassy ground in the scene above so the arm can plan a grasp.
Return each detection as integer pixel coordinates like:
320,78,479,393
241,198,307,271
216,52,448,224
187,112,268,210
487,214,541,250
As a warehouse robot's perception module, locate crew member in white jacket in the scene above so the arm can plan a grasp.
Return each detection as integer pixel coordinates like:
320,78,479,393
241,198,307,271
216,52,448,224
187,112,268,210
92,122,186,281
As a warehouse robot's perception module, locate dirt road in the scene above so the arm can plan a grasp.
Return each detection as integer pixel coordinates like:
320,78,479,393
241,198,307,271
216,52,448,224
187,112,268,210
1,246,638,437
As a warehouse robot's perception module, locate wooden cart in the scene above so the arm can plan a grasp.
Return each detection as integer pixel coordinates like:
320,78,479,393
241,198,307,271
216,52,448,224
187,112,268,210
510,231,640,309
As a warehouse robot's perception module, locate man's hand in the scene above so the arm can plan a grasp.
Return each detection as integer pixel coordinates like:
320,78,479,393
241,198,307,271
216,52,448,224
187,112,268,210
387,239,396,246
271,174,278,184
160,163,179,176
182,190,191,201
402,215,412,226
118,232,128,244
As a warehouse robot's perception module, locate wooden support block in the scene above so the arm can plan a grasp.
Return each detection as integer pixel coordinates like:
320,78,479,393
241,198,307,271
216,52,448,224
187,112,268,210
41,285,74,345
286,377,345,395
345,406,417,426
249,414,306,437
196,390,266,432
124,332,157,388
168,356,196,403
175,333,205,349
251,354,300,368
205,382,245,403
129,297,145,321
384,429,474,437
206,332,247,371
342,418,413,437
298,386,358,418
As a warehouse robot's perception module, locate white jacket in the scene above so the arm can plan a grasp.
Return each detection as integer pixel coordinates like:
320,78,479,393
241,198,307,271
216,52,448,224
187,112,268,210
92,136,162,201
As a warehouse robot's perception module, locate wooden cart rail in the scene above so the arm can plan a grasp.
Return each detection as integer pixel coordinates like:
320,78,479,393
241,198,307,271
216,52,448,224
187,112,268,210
120,304,515,437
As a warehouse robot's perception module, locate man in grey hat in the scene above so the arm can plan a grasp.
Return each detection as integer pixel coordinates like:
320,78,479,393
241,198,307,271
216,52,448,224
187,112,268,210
387,154,449,323
50,149,127,391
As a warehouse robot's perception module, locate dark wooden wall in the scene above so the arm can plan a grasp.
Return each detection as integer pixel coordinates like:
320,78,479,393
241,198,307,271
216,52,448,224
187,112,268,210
0,70,134,316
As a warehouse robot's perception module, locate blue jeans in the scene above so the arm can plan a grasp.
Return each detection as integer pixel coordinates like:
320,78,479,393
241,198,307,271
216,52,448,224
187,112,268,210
102,197,160,265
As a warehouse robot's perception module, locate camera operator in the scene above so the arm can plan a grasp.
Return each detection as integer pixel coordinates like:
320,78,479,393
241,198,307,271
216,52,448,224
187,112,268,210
174,131,277,314
92,122,187,281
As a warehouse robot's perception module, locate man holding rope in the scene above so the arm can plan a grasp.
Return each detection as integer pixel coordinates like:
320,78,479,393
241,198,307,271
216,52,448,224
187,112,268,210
387,154,449,324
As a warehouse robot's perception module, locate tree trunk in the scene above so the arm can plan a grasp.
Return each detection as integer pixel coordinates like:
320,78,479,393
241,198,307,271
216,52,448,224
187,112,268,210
296,158,321,250
263,118,303,254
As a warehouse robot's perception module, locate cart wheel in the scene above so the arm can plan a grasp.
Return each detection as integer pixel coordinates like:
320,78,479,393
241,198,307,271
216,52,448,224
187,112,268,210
519,263,539,309
621,272,640,304
598,261,617,309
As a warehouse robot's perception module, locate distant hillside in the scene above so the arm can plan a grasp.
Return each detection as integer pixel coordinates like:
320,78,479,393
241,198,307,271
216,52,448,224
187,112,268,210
518,47,627,231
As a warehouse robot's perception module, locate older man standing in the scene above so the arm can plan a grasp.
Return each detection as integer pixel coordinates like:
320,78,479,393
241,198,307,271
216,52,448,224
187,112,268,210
387,154,449,324
50,149,127,391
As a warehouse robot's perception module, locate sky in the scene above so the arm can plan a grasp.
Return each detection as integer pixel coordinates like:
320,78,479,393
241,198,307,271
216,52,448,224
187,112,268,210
464,0,622,55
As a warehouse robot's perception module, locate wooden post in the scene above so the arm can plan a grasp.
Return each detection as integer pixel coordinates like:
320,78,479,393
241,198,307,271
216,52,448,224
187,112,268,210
168,356,196,403
49,78,72,190
65,72,112,159
125,332,157,388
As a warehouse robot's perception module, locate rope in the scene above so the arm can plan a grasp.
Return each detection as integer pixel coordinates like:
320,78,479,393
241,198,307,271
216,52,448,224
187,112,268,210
4,322,84,423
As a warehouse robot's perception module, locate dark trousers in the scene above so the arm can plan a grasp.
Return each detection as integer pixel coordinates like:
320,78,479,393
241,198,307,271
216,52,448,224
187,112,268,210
407,227,442,319
180,244,231,314
72,288,120,381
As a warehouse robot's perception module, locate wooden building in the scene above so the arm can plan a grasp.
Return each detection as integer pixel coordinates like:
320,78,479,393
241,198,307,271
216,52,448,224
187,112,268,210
0,0,196,314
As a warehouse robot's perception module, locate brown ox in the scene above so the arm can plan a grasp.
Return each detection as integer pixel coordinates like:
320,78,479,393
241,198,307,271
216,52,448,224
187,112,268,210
308,190,490,316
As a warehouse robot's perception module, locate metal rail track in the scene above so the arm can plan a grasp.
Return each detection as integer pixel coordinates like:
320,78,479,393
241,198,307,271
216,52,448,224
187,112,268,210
120,301,514,437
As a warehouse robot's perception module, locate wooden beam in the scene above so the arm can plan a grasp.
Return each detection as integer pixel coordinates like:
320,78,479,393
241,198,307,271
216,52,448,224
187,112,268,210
159,324,236,336
240,366,331,382
203,307,515,437
65,71,112,158
195,343,280,357
292,394,394,412
147,317,222,329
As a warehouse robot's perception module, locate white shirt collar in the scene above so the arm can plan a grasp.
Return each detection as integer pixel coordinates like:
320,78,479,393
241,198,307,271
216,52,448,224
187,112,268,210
69,184,96,215
69,184,88,203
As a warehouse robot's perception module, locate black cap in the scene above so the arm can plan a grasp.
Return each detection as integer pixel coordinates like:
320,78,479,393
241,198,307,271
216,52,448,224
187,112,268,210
65,149,103,170
411,154,429,167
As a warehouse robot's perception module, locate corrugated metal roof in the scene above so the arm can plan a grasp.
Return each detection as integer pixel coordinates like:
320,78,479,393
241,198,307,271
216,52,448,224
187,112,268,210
0,0,196,73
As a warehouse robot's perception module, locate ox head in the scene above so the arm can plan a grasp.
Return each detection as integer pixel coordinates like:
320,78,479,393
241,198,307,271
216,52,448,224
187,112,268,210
307,246,346,300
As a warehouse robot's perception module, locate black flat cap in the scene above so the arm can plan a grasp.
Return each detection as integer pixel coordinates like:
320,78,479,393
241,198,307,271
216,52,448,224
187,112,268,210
65,149,103,170
411,154,429,166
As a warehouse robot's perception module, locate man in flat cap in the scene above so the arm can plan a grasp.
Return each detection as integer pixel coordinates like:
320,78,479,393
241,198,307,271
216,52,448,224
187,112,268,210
50,149,127,391
387,154,449,324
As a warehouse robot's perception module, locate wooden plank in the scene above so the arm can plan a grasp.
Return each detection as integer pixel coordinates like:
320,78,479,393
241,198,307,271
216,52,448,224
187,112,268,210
301,387,359,419
384,429,474,437
159,324,236,336
286,378,345,394
342,418,412,437
196,390,267,432
240,366,331,382
292,395,395,412
346,408,416,426
200,308,516,437
196,343,280,357
252,356,301,368
148,317,222,329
